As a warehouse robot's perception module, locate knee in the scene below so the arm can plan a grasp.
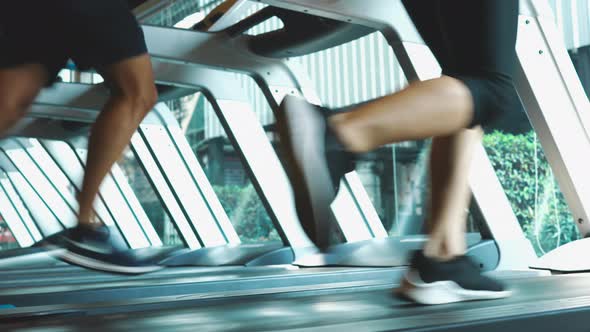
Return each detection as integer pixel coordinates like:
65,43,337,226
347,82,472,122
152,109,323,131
131,85,158,113
438,76,474,102
114,84,158,118
432,76,475,125
451,73,520,128
142,85,159,111
0,93,33,124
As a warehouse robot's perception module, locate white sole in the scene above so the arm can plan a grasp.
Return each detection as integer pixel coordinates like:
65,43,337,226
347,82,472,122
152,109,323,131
397,271,513,305
44,244,162,275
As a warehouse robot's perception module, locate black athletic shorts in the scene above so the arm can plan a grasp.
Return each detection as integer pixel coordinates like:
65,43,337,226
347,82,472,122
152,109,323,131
402,0,528,133
0,0,147,85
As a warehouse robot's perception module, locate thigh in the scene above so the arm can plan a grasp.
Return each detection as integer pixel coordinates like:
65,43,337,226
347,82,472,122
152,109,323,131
0,64,48,109
98,54,156,97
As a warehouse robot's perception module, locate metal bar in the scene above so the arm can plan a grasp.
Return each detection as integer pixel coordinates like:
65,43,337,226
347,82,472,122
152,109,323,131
0,157,63,237
131,131,202,248
0,141,76,229
39,139,118,228
109,160,163,247
131,120,227,247
70,146,151,249
14,138,80,221
149,104,240,244
0,173,43,242
0,180,35,247
516,1,590,236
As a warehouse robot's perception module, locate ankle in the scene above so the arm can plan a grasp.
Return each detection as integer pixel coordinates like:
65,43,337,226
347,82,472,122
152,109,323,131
77,221,101,231
422,244,465,262
328,114,372,153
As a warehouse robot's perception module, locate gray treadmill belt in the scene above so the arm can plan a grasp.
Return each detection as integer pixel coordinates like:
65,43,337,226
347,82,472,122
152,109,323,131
2,274,590,332
0,267,402,308
0,265,290,289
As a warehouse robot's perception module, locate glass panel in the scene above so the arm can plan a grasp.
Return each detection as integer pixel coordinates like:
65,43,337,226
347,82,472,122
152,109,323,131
38,139,113,227
375,143,430,236
568,44,590,100
5,172,63,237
484,129,579,256
549,0,590,57
137,122,227,247
0,183,34,247
166,93,280,244
118,147,183,247
0,216,19,250
0,174,42,242
130,133,202,248
5,148,77,228
41,139,157,249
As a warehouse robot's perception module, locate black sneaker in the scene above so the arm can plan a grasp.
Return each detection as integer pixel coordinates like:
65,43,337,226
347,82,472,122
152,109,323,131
43,225,164,275
276,96,356,249
397,251,512,305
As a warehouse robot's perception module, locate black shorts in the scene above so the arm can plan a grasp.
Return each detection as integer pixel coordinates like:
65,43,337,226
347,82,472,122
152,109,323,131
402,0,528,133
0,0,147,85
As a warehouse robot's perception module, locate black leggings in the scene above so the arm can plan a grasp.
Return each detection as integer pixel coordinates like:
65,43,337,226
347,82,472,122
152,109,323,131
402,0,524,131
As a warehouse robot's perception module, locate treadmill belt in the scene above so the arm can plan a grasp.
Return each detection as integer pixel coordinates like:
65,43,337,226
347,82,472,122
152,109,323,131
4,274,590,331
0,266,401,308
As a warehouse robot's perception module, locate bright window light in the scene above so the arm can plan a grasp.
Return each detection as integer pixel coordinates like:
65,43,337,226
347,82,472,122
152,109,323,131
174,12,206,29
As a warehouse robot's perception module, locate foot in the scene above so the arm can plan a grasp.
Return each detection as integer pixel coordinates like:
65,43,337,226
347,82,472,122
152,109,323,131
276,96,355,249
42,225,163,275
397,251,512,305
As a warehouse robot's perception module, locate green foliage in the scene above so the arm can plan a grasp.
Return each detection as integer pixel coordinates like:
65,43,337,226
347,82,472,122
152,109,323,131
483,131,580,256
213,185,280,243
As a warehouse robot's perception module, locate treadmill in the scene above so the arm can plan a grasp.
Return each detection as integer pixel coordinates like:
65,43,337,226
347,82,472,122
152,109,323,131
0,0,402,305
0,0,402,314
3,273,590,332
3,0,590,331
